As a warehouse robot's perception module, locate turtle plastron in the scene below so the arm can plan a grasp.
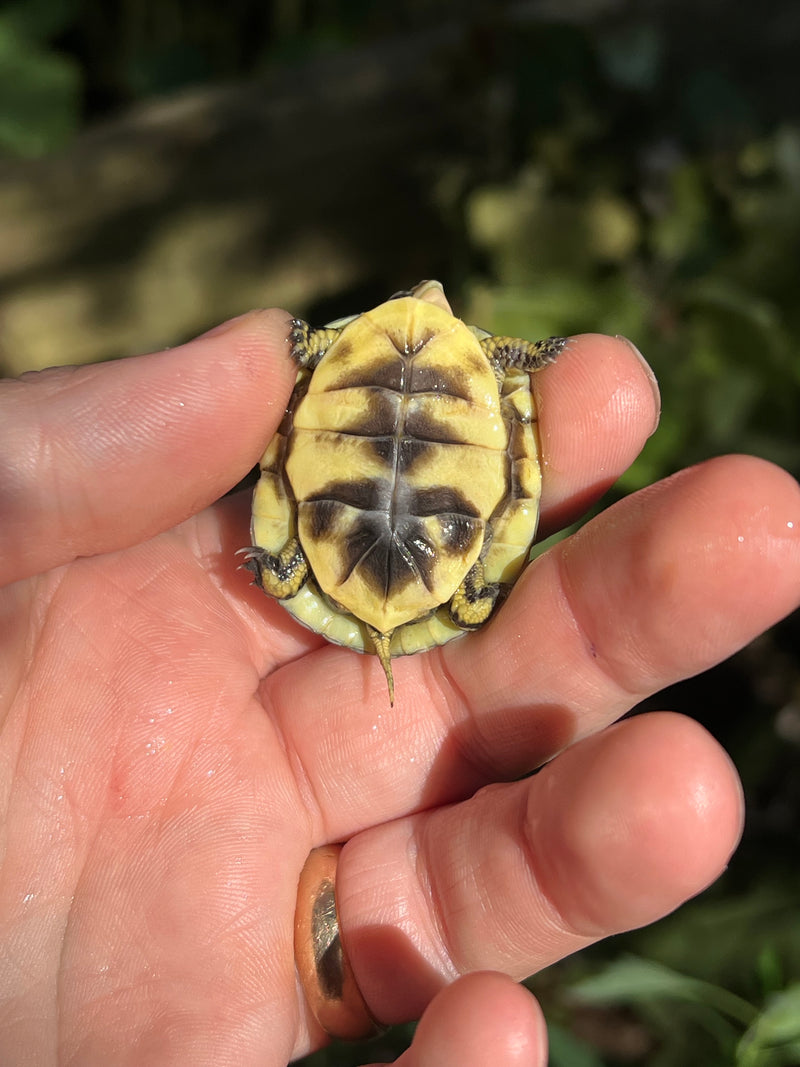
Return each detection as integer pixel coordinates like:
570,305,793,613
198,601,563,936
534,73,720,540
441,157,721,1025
245,282,566,704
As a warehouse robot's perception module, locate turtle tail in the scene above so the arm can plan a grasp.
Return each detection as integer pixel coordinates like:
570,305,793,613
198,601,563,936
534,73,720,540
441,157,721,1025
366,626,395,706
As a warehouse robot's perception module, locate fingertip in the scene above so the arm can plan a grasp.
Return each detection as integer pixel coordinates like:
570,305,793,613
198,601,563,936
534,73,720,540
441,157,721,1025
533,711,744,935
190,307,297,391
406,972,547,1067
538,332,661,534
550,453,800,699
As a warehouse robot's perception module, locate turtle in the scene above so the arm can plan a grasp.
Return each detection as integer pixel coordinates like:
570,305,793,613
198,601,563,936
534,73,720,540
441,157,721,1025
243,280,566,704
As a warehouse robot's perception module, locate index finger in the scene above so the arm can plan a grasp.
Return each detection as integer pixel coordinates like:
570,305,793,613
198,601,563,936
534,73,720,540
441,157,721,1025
0,310,295,586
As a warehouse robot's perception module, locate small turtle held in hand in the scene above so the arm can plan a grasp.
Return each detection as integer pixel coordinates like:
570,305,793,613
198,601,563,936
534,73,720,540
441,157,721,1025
243,281,566,703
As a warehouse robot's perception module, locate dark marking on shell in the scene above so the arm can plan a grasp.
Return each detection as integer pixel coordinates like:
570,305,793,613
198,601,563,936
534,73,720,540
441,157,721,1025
306,498,344,539
407,485,480,519
332,357,404,392
404,331,434,356
508,421,529,462
404,407,467,446
409,362,471,399
343,388,400,437
341,514,438,597
277,406,295,438
328,338,353,365
510,474,527,501
305,478,391,517
369,436,396,466
437,514,483,555
398,437,432,473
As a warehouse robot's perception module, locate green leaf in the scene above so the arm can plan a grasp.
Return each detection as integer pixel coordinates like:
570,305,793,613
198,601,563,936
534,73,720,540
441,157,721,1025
569,956,757,1027
737,985,800,1066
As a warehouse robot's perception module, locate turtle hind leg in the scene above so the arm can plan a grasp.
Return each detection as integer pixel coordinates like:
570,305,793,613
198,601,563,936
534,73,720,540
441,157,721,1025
289,319,340,368
449,560,500,630
241,537,309,599
366,626,396,706
481,334,568,372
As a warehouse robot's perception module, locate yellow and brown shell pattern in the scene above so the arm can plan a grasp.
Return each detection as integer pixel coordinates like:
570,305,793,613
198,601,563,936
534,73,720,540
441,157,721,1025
244,280,565,703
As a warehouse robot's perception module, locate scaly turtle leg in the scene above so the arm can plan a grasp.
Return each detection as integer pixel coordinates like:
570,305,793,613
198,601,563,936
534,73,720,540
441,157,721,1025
480,334,568,372
449,559,499,630
289,319,341,368
241,538,309,599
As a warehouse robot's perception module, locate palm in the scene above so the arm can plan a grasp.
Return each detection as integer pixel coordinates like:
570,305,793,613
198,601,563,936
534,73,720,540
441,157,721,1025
5,497,317,1061
2,310,798,1067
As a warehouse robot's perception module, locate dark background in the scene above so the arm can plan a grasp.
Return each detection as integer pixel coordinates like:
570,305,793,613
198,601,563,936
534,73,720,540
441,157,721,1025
1,2,798,1063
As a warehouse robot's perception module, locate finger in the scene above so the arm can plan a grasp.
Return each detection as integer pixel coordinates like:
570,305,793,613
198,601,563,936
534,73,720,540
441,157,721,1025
383,972,546,1067
0,310,295,586
265,454,799,838
446,454,800,759
335,712,743,1026
536,332,660,536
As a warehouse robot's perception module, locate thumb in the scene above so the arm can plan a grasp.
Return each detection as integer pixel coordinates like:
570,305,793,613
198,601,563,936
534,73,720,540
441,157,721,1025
0,309,295,586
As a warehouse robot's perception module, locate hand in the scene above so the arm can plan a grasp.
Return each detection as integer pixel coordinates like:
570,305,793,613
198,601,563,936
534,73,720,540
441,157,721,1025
1,310,798,1066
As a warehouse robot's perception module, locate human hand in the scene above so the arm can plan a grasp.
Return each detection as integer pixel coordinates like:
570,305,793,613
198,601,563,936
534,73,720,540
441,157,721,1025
1,310,798,1066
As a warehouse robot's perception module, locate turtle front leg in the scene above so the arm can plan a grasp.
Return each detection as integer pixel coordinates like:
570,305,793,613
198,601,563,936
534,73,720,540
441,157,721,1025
448,559,500,630
481,334,568,372
242,538,309,599
289,319,341,369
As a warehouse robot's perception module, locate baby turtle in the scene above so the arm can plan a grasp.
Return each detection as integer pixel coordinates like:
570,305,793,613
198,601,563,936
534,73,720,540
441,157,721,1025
244,280,566,703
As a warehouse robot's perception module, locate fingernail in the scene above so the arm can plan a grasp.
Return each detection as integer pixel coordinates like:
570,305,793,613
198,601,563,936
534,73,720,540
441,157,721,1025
616,335,661,436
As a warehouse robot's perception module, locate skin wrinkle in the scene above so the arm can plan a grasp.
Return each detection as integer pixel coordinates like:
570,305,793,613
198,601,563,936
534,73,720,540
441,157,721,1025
516,781,579,952
430,648,506,787
9,668,110,1062
553,521,657,707
265,682,321,844
416,780,577,982
415,820,463,983
493,783,580,965
521,766,617,943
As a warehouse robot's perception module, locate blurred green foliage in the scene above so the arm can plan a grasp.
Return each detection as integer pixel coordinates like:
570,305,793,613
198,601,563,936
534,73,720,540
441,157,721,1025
0,0,81,156
1,2,798,1064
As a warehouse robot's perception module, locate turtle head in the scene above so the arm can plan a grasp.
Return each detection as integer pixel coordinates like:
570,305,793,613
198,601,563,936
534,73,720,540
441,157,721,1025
391,279,453,316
